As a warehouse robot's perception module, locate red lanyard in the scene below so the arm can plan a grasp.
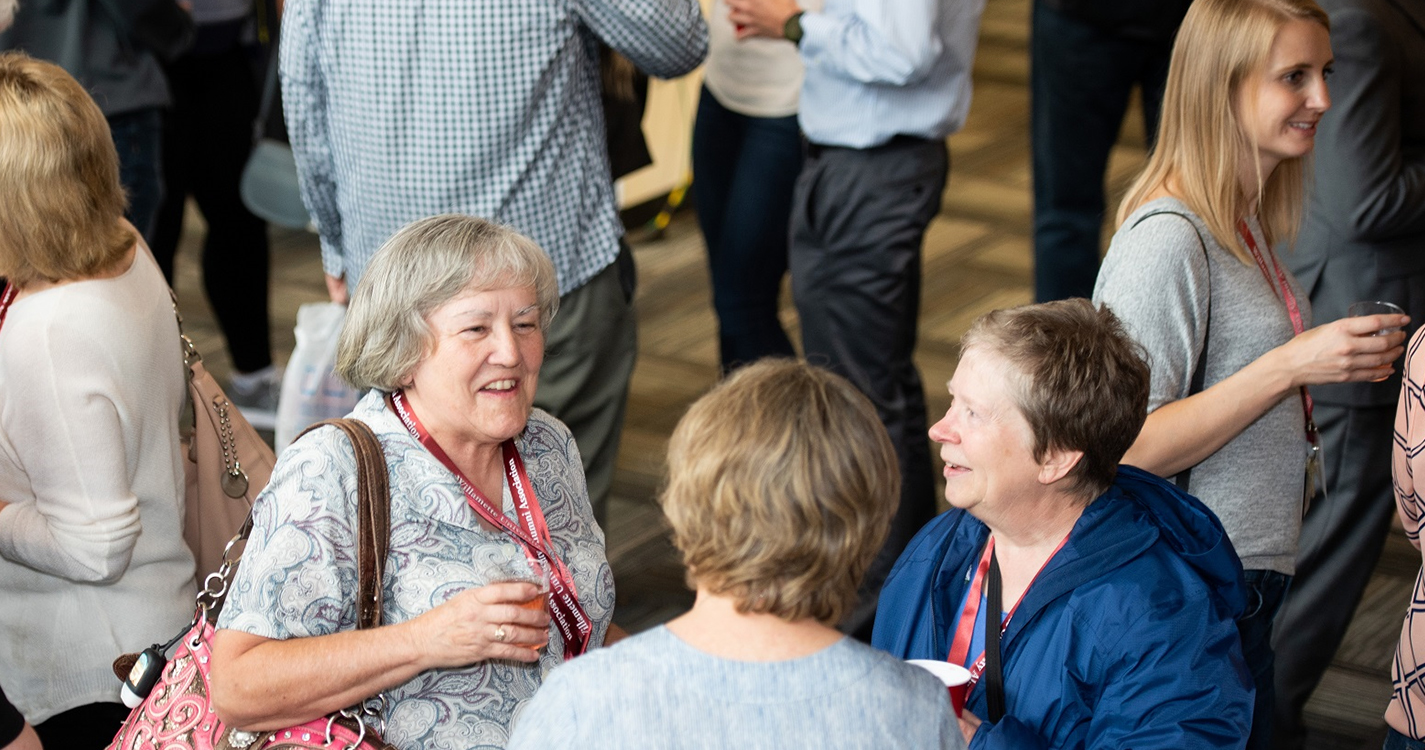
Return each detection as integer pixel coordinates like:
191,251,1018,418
0,281,14,334
389,390,591,658
1237,221,1318,445
947,534,1068,691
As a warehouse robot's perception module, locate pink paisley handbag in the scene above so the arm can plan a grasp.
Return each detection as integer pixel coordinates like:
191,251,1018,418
108,419,396,750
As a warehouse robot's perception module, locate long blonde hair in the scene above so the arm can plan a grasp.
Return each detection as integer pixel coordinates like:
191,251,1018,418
1116,0,1329,262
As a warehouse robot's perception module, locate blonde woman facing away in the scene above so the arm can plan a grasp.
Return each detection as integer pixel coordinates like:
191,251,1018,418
507,360,966,750
1093,0,1407,746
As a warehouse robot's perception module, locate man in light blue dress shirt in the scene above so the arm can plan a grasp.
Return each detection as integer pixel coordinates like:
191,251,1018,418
727,0,985,638
279,0,708,524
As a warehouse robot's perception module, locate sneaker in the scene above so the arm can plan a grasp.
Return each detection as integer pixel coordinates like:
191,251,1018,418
227,365,282,431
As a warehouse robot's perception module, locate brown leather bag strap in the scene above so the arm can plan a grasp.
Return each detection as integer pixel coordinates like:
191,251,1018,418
296,418,390,630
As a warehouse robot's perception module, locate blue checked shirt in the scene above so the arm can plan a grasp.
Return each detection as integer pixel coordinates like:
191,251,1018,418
798,0,984,149
280,0,708,295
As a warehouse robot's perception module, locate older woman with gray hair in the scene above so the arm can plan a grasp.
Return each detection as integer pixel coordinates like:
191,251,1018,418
210,214,614,749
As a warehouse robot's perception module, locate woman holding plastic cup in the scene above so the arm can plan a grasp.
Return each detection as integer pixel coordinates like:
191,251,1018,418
874,300,1254,749
1093,0,1406,745
210,215,614,749
508,360,965,749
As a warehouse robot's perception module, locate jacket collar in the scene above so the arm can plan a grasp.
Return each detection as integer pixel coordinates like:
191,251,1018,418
926,466,1245,657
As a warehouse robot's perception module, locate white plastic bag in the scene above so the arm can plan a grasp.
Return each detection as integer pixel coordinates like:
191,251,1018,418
275,302,361,451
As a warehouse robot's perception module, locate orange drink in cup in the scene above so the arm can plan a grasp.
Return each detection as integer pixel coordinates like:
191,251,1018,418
487,554,550,648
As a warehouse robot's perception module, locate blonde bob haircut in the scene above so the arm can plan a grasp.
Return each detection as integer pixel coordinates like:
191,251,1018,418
1116,0,1329,262
0,52,132,286
335,214,559,392
660,359,900,625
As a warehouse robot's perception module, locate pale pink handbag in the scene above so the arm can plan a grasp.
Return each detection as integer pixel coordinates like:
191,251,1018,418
108,419,396,750
173,296,276,585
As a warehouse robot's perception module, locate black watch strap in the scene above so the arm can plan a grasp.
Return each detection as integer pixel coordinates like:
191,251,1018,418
783,11,805,44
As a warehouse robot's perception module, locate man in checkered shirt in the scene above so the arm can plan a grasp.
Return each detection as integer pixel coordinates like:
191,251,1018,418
280,0,708,523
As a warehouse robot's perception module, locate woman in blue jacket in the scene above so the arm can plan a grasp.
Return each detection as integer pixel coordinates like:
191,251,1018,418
873,299,1254,749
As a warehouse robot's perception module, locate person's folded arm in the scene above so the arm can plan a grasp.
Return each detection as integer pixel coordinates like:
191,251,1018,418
576,0,709,80
211,579,549,729
0,326,143,583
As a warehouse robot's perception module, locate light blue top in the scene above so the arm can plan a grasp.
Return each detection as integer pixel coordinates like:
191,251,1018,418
218,391,614,750
506,625,967,750
278,0,708,294
797,0,985,149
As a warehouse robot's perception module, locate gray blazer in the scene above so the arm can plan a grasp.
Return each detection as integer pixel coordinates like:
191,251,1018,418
1287,0,1425,408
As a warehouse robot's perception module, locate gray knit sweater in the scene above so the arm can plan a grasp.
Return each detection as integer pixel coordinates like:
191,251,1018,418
1094,197,1310,575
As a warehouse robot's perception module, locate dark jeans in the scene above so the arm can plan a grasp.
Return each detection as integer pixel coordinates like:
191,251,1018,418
1030,0,1174,302
1241,569,1291,750
691,87,799,373
109,108,165,242
34,701,129,750
151,30,274,374
1386,728,1425,749
789,137,947,640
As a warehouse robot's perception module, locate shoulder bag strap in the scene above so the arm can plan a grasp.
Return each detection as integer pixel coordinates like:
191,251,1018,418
295,419,390,630
984,552,1006,724
253,37,281,144
1130,209,1211,493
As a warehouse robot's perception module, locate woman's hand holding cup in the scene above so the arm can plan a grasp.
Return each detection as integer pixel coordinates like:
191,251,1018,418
409,582,551,668
1273,313,1408,388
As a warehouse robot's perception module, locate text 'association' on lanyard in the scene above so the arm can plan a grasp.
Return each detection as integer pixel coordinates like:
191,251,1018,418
389,390,592,659
947,534,1068,692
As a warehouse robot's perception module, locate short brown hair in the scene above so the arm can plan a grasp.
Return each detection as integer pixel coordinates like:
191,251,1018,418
961,300,1151,498
660,359,900,625
0,52,132,286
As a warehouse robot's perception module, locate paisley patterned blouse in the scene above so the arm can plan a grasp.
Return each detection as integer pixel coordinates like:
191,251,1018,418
217,391,614,749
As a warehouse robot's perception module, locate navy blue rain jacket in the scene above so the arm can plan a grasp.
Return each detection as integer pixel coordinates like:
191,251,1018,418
872,466,1254,750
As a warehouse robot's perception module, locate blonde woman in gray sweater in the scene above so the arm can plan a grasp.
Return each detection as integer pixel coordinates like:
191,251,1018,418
1093,0,1406,747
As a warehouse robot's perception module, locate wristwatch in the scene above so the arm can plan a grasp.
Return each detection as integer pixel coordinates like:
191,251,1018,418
783,11,805,45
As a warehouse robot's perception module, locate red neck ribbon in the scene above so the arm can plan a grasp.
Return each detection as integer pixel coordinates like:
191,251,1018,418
1237,221,1317,446
947,534,1069,692
389,390,591,659
0,281,15,334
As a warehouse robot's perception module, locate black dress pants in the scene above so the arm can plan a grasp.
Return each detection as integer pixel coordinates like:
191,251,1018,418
789,136,949,639
151,26,273,374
